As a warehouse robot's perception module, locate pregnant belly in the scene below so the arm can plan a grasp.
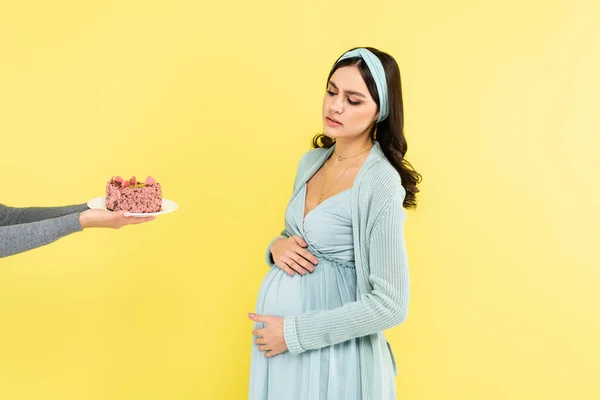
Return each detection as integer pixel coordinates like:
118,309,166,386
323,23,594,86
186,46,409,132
255,260,357,317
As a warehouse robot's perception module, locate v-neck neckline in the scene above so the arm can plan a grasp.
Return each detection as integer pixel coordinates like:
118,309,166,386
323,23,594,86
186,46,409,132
302,184,352,220
291,141,382,226
301,142,375,220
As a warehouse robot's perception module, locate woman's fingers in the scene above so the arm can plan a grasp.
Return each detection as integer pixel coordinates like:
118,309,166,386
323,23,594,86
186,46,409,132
279,252,318,275
252,328,265,337
291,235,308,247
293,244,319,266
276,258,296,276
289,253,314,274
283,256,309,275
252,333,284,358
272,236,318,275
291,236,318,265
265,350,278,358
273,236,319,276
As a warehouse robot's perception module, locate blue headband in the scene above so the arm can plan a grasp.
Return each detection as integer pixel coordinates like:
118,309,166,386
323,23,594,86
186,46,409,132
337,48,389,123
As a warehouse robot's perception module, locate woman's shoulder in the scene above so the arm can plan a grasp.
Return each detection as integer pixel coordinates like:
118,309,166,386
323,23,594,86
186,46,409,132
360,153,405,197
296,147,329,172
357,158,407,227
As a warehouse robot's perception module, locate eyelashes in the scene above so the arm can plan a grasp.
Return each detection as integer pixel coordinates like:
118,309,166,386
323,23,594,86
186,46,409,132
326,90,361,106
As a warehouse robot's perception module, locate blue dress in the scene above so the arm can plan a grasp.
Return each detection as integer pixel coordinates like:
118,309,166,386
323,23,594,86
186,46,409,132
249,182,396,399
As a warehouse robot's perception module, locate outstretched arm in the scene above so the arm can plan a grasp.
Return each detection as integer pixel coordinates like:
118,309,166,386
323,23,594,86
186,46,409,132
0,205,156,259
0,212,85,258
0,203,90,226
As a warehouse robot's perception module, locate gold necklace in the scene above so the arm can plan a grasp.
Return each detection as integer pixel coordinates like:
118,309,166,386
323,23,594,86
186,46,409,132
334,146,371,161
318,151,367,204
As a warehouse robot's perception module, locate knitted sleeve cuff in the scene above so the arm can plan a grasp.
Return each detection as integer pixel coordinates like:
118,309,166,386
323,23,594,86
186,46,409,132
264,235,287,268
283,316,304,354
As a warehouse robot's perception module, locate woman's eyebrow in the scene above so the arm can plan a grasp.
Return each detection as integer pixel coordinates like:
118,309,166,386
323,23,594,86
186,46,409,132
328,81,366,98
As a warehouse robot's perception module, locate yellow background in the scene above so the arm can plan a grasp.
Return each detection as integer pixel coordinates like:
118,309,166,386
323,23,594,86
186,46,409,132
1,0,598,399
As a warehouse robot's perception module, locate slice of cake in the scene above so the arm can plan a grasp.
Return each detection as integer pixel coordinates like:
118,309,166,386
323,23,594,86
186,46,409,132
105,176,162,213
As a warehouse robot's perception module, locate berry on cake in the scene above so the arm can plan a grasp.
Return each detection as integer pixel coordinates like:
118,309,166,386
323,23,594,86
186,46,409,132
106,176,162,213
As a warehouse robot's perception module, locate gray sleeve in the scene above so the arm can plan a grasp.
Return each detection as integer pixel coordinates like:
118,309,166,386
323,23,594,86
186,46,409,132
0,212,85,259
0,203,90,226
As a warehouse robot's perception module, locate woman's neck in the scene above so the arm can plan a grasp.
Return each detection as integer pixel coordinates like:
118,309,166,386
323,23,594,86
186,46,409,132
333,136,374,160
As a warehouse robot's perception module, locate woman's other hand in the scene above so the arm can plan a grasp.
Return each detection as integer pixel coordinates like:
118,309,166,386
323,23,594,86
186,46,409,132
248,313,287,358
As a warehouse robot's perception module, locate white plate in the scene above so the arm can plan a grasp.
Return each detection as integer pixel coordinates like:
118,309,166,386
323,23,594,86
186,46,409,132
87,197,179,217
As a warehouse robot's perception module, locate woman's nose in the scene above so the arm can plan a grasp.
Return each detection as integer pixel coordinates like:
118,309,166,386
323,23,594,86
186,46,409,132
330,97,344,114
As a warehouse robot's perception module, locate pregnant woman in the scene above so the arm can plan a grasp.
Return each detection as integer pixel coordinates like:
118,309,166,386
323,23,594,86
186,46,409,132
248,47,421,399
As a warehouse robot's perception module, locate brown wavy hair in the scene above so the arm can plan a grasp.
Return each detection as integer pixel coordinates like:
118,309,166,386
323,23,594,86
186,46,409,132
312,47,421,209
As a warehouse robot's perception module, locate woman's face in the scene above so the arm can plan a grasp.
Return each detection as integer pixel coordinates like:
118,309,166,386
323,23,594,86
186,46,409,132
322,65,379,140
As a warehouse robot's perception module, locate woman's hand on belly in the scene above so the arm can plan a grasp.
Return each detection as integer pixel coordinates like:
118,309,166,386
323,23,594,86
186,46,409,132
270,235,319,276
248,313,287,358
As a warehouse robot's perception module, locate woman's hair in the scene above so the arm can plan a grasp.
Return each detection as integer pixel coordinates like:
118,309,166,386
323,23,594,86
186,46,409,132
312,47,421,209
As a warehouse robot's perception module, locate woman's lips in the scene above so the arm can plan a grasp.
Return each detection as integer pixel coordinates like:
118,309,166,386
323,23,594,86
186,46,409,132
325,117,342,127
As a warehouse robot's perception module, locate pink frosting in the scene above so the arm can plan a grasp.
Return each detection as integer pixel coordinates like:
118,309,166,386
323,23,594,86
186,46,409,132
105,178,162,213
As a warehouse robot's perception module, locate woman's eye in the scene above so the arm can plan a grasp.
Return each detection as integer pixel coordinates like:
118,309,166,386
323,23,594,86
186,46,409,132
326,89,360,105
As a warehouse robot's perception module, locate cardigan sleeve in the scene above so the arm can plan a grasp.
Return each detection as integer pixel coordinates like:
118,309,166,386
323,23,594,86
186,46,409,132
282,191,410,354
0,212,85,259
